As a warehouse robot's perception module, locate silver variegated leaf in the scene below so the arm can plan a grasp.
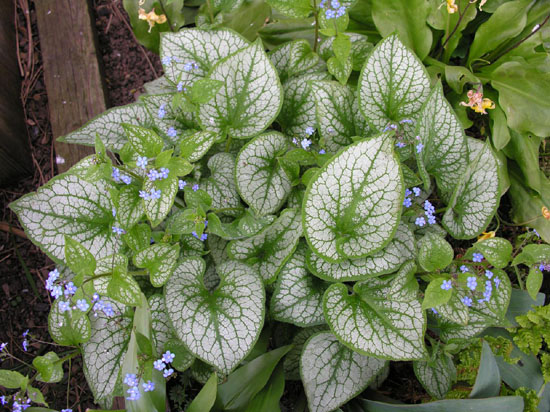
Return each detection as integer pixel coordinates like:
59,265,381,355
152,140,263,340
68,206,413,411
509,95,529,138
164,258,265,375
116,185,144,230
134,243,180,287
198,41,283,139
271,243,328,326
227,208,302,283
179,130,217,162
301,332,387,412
59,103,152,151
306,222,415,282
235,131,292,216
303,133,403,262
93,254,128,295
323,262,427,360
310,81,370,154
413,351,456,399
442,138,500,239
149,294,173,354
49,299,91,346
358,34,431,135
143,176,179,227
141,93,199,138
143,76,177,95
160,29,249,87
415,82,469,198
82,300,131,406
284,325,328,380
10,174,121,263
268,39,319,83
201,153,241,215
278,72,331,137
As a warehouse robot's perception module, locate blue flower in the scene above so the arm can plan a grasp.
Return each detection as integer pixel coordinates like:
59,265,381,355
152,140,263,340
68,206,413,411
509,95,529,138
200,233,208,241
22,329,29,338
441,280,452,290
103,304,115,317
431,308,438,315
0,396,6,405
395,142,406,148
51,285,63,299
112,226,126,235
59,301,71,313
148,169,159,181
319,149,326,154
137,156,148,169
64,282,77,297
112,207,117,217
177,81,184,92
416,143,424,153
301,138,312,150
485,270,493,279
399,119,414,124
183,61,199,71
331,0,340,7
154,359,166,371
61,409,73,412
126,385,141,401
427,214,436,225
415,217,426,227
120,175,132,185
192,184,199,192
143,380,155,392
139,190,150,200
534,229,540,238
305,126,315,136
157,104,166,119
179,179,187,190
383,124,397,132
124,373,138,387
413,187,421,197
424,200,435,213
22,340,28,352
325,9,336,18
161,56,172,65
540,263,546,272
112,167,121,183
158,168,170,179
76,299,90,312
405,189,412,197
466,276,477,290
167,127,177,138
319,0,326,7
162,350,175,363
92,293,100,302
472,252,484,262
462,296,473,307
403,197,412,208
0,343,7,352
45,268,59,291
150,189,162,200
494,277,501,288
163,368,174,378
335,6,346,17
460,265,469,273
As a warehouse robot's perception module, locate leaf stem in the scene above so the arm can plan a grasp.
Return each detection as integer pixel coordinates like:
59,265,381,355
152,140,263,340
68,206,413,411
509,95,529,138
225,135,233,153
441,0,473,51
514,265,525,290
157,0,175,32
313,0,320,52
206,0,215,24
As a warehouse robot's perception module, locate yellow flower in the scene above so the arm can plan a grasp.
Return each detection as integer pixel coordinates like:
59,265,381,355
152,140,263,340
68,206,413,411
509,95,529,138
138,7,167,33
543,206,550,220
446,0,459,13
460,90,495,115
477,231,496,242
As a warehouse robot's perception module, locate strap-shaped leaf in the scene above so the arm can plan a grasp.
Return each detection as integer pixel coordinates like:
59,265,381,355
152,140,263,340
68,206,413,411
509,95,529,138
149,295,173,354
306,222,415,282
268,39,319,83
227,208,303,284
413,351,456,399
10,174,121,263
303,133,403,262
357,34,430,134
278,72,331,137
82,299,131,406
271,243,328,327
301,332,387,412
59,103,152,151
160,29,249,86
324,262,427,360
236,132,292,216
310,81,370,154
284,325,328,380
116,185,144,230
134,243,180,287
198,40,283,139
141,94,199,138
49,299,91,346
164,257,265,374
415,82,468,197
442,138,500,239
143,176,179,227
201,153,241,215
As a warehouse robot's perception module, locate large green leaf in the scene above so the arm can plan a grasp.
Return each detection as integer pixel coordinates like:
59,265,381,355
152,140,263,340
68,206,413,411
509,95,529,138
417,233,453,272
134,243,180,287
442,139,500,239
160,29,249,86
141,93,199,137
278,72,330,137
306,222,415,282
198,40,283,139
310,81,370,154
301,332,387,412
235,132,292,216
58,103,152,151
149,295,173,355
470,341,501,398
115,185,144,230
413,350,456,399
228,208,302,283
415,82,468,197
269,39,319,83
284,325,328,380
472,237,513,269
201,153,241,215
357,34,431,134
323,262,426,360
303,133,403,262
49,299,91,346
179,130,218,162
10,174,121,263
82,300,131,406
270,243,328,327
164,258,265,374
187,372,217,412
489,60,550,137
370,0,432,59
244,363,285,412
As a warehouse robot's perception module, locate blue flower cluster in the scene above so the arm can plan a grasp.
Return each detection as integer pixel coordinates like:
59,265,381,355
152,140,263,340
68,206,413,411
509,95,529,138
157,104,166,119
139,189,162,200
147,167,170,182
319,0,346,19
91,293,115,317
112,167,132,185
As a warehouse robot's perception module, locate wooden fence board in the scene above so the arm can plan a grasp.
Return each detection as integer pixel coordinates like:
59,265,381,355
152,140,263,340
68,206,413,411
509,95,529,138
35,0,108,173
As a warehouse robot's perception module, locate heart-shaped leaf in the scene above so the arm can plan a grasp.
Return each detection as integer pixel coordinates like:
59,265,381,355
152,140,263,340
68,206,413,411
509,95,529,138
417,233,454,272
236,131,292,216
34,352,63,383
301,332,387,412
303,133,403,262
143,176,179,227
165,257,265,374
323,262,427,360
413,350,456,399
442,138,500,239
228,208,303,283
306,222,415,282
134,243,180,287
271,243,328,327
179,131,218,162
269,39,319,83
198,40,283,139
48,298,91,346
472,237,513,269
141,93,199,137
149,295,173,355
284,325,328,380
116,185,145,230
10,174,121,263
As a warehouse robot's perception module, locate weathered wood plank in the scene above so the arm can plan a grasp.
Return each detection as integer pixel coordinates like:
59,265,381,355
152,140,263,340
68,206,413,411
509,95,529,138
35,0,108,173
0,0,32,185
